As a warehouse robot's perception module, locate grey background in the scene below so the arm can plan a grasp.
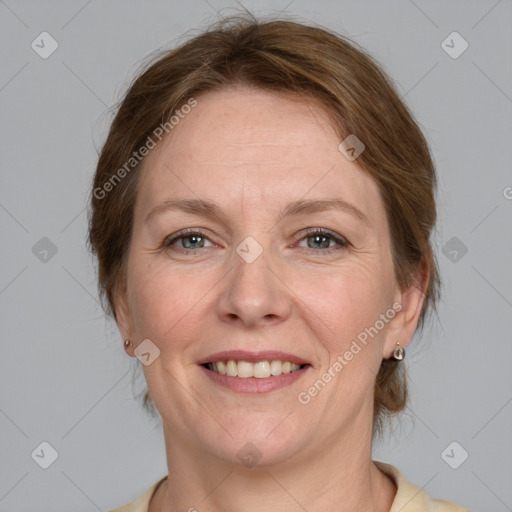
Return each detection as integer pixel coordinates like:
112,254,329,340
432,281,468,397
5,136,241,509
1,0,511,510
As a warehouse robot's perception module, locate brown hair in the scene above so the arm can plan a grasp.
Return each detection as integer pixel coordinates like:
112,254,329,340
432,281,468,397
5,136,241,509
88,14,440,435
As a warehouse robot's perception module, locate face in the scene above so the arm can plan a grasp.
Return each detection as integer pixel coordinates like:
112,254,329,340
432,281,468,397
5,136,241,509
116,87,424,467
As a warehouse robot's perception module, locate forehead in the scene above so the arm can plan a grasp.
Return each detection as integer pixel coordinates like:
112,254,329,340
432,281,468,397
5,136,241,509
136,87,384,223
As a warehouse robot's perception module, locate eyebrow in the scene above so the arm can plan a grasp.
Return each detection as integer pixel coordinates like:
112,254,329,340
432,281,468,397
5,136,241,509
146,198,370,226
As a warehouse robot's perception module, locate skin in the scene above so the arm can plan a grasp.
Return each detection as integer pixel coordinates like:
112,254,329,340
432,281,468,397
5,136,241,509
115,86,428,512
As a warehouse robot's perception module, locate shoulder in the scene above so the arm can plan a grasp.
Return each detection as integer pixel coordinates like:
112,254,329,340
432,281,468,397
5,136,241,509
107,476,168,512
108,467,470,512
375,461,470,512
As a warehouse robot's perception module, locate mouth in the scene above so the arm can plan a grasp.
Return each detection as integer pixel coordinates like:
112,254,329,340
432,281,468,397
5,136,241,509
197,351,311,393
202,360,308,378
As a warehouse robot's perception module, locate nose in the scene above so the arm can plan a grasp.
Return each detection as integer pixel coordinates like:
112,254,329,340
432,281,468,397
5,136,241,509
215,242,292,329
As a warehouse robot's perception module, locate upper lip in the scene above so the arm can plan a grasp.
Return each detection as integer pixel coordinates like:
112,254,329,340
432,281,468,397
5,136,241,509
197,350,310,366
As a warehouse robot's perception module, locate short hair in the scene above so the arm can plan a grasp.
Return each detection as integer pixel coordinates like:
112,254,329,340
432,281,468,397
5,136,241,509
88,14,440,435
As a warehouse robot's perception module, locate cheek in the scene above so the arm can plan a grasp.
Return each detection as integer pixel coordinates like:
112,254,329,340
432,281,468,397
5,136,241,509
126,257,200,345
291,267,391,417
296,264,392,343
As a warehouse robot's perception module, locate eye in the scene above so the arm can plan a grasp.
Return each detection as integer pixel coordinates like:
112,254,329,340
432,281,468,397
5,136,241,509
296,228,349,252
163,229,214,251
162,228,349,254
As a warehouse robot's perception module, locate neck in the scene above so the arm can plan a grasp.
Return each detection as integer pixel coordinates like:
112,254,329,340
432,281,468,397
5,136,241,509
150,419,396,512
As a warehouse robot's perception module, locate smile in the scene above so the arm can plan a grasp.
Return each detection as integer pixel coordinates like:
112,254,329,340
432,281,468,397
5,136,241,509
204,360,305,378
198,350,311,393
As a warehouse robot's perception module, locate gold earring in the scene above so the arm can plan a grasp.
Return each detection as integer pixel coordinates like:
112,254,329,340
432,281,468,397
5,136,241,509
392,342,405,361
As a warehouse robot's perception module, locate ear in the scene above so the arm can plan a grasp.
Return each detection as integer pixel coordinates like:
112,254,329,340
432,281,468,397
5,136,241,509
383,260,430,358
112,284,135,348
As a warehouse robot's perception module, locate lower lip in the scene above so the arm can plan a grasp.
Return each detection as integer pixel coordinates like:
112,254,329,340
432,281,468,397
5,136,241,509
199,365,310,393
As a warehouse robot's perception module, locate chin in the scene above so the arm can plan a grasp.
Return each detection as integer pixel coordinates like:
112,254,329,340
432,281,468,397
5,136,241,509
197,415,313,469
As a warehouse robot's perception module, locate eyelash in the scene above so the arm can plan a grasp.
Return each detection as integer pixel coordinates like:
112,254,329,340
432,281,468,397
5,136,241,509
162,228,350,255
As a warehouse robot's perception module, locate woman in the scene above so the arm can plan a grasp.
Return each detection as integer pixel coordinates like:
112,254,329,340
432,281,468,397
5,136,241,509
89,14,469,512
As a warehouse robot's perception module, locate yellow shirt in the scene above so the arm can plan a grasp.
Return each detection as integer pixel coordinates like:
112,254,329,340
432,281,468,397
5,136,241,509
108,461,470,511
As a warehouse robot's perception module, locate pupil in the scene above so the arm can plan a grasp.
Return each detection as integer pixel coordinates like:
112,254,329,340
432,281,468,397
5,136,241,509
309,235,329,249
185,235,203,248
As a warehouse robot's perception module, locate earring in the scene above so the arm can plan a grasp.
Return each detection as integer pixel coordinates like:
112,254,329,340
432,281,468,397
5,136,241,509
124,339,131,348
392,342,405,361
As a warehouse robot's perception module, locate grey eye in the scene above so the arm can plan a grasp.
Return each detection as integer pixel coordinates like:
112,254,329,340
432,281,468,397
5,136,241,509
306,234,333,249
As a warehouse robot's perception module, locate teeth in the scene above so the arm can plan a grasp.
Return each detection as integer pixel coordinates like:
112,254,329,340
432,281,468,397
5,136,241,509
253,361,271,378
237,361,253,378
208,360,303,378
226,360,238,376
270,360,282,375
